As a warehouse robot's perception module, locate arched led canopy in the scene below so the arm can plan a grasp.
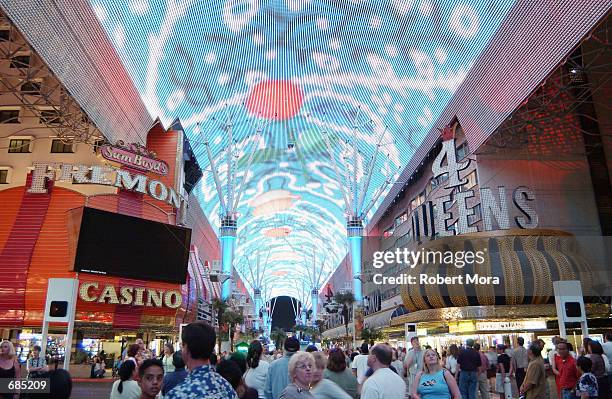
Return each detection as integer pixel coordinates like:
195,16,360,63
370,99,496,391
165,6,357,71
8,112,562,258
90,0,515,298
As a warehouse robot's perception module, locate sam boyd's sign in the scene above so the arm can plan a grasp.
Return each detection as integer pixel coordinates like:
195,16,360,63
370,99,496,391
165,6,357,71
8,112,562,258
101,141,169,175
79,282,182,309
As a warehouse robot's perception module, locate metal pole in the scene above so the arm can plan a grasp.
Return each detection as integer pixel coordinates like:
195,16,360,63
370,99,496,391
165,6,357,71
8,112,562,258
63,279,79,371
41,321,49,359
204,141,227,213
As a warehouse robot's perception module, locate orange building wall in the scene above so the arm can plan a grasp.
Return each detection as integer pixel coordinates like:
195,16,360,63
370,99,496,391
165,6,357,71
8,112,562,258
146,122,180,218
0,125,204,329
0,185,182,328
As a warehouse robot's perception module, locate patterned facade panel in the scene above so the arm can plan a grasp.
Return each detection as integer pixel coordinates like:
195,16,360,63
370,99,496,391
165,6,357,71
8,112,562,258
0,0,152,145
399,231,596,312
185,193,221,263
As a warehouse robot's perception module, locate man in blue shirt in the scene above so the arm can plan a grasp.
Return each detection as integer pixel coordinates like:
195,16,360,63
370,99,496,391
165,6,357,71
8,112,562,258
166,321,237,399
162,350,188,396
264,336,300,399
457,339,482,399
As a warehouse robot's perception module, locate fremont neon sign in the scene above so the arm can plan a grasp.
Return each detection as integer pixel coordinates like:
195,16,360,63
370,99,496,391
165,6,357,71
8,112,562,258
27,162,186,212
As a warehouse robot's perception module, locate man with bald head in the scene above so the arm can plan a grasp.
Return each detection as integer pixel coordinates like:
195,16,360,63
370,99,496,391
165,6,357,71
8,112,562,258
361,344,406,399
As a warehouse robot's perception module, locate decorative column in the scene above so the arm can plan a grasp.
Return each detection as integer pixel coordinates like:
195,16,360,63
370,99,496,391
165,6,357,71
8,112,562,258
262,309,270,335
310,288,319,327
202,114,265,301
220,214,237,300
347,217,364,303
253,288,261,331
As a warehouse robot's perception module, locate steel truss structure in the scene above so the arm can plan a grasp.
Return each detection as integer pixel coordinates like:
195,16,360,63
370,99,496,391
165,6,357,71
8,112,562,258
0,10,102,146
478,16,611,157
202,108,268,300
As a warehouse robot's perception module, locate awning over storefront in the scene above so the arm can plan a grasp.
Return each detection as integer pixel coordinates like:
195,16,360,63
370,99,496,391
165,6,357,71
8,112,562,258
364,307,397,330
322,324,353,339
390,303,610,327
363,305,408,329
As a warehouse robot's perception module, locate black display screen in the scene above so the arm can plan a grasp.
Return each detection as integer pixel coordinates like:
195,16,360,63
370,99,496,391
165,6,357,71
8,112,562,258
74,207,191,284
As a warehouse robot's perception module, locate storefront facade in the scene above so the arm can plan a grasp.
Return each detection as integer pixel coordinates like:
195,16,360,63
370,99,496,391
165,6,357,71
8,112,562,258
0,9,260,364
0,118,215,359
320,9,612,347
0,19,217,351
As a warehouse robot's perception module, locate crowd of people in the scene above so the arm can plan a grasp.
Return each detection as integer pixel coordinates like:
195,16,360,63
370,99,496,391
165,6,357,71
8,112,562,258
0,340,72,399
1,328,612,399
104,325,612,399
101,321,409,399
399,334,612,399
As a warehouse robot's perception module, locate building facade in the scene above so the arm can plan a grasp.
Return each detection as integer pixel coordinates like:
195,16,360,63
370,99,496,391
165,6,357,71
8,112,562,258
0,9,247,362
321,8,612,352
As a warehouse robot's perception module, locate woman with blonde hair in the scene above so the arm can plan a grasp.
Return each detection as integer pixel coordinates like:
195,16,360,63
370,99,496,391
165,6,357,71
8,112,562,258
162,342,175,373
412,348,461,399
279,352,316,399
0,340,21,399
309,352,351,399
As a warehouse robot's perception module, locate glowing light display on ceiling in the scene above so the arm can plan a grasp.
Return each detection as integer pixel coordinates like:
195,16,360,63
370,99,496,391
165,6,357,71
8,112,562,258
90,0,515,298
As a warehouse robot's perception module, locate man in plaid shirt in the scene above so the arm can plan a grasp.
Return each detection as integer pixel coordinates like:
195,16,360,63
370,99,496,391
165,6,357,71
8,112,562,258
27,345,48,378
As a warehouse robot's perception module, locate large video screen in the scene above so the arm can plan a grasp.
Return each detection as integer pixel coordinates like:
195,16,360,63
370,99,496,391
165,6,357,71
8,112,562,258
74,207,191,284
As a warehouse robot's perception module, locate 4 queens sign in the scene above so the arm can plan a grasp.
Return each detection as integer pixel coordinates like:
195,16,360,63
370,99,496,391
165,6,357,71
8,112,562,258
410,123,539,239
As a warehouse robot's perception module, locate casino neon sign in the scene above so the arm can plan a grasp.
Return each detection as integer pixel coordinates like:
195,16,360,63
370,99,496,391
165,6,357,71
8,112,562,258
409,122,539,239
79,282,182,309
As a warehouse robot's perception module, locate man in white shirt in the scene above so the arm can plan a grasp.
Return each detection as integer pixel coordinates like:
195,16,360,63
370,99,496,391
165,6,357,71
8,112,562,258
361,344,406,399
404,337,423,396
352,342,370,385
604,332,612,385
603,333,612,360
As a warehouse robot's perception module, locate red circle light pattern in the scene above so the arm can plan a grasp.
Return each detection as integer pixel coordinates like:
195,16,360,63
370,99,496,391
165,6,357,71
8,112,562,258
245,80,304,120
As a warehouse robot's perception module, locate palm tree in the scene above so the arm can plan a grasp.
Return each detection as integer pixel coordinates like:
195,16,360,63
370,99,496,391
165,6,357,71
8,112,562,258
270,328,287,351
211,298,228,352
221,309,244,351
244,327,261,342
360,327,384,345
302,326,320,343
334,291,355,345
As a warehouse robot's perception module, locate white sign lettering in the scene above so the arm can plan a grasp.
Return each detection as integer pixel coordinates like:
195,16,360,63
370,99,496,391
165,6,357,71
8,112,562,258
79,282,182,309
410,137,539,239
27,162,185,212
